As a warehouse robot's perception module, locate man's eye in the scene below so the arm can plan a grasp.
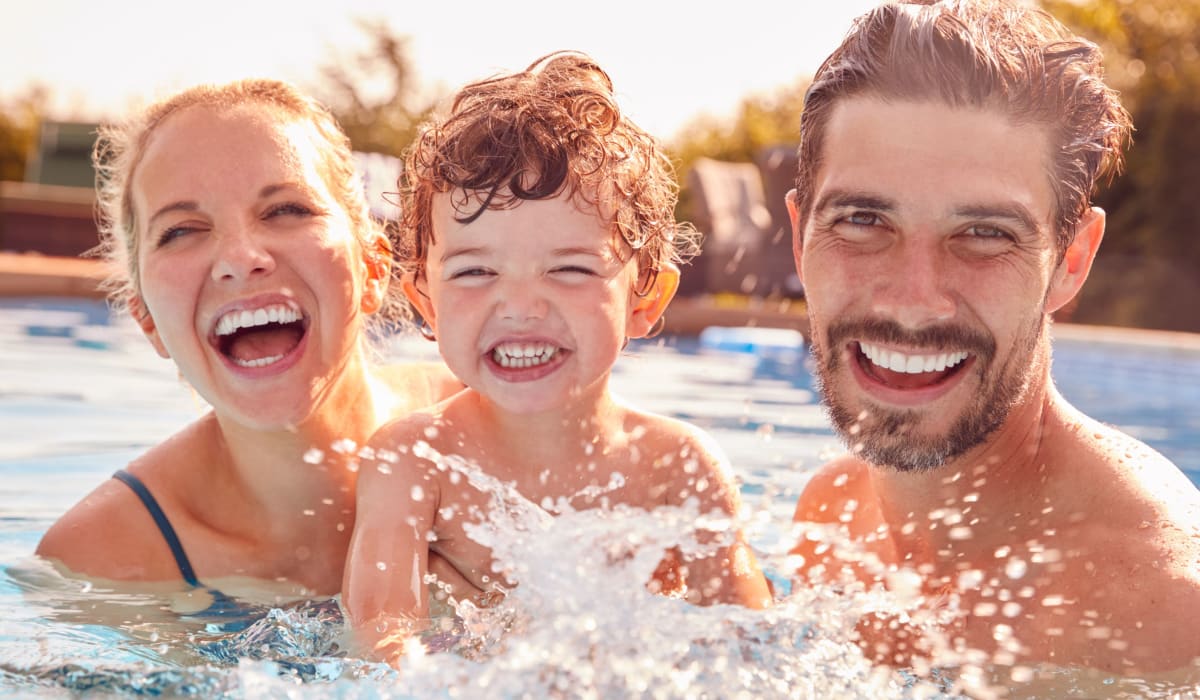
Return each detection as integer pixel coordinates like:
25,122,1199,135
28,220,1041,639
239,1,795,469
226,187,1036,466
966,224,1011,239
845,212,879,227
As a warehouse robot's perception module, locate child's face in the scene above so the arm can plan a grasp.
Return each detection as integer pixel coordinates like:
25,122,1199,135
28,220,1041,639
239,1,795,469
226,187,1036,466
408,190,657,416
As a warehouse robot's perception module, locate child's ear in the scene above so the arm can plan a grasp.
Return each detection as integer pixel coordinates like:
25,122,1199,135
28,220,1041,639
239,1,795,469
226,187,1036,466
401,273,437,333
785,188,804,286
360,235,392,315
1046,207,1105,314
129,294,170,359
627,263,680,339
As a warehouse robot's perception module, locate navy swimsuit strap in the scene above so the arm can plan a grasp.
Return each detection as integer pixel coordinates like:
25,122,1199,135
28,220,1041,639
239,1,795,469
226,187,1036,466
112,469,200,587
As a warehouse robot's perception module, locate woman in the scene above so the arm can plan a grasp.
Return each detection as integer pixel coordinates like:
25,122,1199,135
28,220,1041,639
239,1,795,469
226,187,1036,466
36,79,461,605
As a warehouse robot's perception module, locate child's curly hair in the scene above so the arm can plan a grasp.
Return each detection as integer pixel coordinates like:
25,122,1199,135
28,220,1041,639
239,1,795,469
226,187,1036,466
400,51,698,295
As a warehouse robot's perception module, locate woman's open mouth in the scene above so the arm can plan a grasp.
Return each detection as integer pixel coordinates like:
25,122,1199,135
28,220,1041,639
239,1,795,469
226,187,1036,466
212,303,308,369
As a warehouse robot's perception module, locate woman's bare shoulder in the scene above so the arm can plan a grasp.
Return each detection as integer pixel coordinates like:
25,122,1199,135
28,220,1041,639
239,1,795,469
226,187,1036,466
36,417,217,582
376,360,464,410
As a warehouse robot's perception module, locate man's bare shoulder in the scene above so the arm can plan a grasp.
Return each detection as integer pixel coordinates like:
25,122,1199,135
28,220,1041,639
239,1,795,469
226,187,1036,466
792,454,874,525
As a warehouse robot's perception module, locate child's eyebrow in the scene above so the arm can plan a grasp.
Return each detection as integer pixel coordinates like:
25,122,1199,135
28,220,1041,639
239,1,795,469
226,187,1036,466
439,246,488,263
552,246,609,258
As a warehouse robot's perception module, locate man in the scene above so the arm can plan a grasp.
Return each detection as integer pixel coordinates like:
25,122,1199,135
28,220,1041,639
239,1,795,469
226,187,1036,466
787,0,1200,677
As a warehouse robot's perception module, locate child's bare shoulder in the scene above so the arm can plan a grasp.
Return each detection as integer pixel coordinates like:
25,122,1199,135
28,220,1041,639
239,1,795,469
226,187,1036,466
620,408,738,504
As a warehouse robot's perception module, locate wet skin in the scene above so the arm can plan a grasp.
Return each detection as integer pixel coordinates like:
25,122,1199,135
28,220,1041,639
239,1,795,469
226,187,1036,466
789,97,1200,674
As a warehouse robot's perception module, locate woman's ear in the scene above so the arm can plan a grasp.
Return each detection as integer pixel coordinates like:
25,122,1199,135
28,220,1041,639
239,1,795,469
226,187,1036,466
627,263,680,339
360,234,392,315
129,294,170,359
1046,207,1105,314
401,273,437,333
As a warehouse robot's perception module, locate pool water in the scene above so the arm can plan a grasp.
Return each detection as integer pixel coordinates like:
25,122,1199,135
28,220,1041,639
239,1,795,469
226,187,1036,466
1,298,1198,698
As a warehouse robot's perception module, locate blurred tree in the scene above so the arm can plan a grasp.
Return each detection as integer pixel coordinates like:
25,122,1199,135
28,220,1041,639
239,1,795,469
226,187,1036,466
1043,0,1200,332
314,19,436,157
0,86,51,182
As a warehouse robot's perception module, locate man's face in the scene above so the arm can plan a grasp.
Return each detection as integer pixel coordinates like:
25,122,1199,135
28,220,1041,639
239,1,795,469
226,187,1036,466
793,97,1062,471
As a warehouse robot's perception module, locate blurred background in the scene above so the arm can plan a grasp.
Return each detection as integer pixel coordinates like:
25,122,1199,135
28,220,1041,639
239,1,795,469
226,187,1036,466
2,0,1197,332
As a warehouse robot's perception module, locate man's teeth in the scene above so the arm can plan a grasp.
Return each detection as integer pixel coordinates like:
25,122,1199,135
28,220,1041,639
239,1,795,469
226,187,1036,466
859,342,969,374
492,342,558,368
215,304,301,336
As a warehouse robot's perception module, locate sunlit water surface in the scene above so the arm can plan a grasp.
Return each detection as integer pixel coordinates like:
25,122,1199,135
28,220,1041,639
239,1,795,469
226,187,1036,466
2,299,1198,699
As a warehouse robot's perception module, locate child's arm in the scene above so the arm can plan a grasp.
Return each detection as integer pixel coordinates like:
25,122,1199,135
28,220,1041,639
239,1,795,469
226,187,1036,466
342,426,440,664
670,427,773,609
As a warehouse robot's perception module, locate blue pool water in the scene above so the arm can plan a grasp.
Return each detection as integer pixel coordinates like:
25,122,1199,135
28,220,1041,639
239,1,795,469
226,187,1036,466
1,297,1198,698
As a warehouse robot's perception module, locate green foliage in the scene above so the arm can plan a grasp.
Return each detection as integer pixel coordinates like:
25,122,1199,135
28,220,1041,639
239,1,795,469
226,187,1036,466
0,86,50,182
314,19,438,157
1043,0,1200,331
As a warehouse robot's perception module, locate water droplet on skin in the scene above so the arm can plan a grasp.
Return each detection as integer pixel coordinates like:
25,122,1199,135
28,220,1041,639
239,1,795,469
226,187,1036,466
302,509,316,516
412,485,424,501
302,448,324,464
424,426,439,439
832,473,849,487
1002,602,1022,618
1005,557,1028,579
331,438,357,454
336,522,345,532
376,561,387,572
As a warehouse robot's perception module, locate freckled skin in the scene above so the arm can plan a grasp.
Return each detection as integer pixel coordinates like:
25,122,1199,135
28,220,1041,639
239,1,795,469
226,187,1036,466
790,99,1200,676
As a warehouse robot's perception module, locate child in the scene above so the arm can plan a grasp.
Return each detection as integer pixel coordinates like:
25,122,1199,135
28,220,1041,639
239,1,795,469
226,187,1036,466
342,52,771,661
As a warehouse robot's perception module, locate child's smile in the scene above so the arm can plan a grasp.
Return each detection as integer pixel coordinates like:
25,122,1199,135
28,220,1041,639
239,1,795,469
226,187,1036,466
410,189,638,416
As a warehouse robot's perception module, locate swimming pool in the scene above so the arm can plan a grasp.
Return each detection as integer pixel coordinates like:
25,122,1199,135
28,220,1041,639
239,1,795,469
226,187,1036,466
2,297,1198,698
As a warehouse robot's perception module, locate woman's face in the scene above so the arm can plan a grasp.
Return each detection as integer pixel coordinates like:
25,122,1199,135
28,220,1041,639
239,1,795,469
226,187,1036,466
129,104,385,430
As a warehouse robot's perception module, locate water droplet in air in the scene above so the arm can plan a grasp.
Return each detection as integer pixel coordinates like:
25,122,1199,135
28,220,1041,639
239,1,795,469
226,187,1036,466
303,448,324,464
1005,557,1028,579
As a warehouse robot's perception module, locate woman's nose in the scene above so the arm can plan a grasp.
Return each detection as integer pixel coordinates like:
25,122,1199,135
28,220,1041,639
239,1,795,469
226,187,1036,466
211,226,275,282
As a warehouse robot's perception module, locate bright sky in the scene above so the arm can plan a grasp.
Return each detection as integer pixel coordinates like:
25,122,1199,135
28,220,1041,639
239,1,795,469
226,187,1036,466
1,0,880,141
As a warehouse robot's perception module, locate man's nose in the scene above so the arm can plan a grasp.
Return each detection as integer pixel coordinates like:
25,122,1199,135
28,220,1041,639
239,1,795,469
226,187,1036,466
211,224,276,282
869,241,956,328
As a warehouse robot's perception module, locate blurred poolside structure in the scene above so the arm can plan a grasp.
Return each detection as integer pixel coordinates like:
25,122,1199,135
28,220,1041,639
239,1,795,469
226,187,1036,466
682,148,803,301
0,121,810,336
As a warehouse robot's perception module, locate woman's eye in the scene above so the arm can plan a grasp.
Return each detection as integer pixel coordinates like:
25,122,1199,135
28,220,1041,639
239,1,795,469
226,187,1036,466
155,225,198,247
264,202,315,219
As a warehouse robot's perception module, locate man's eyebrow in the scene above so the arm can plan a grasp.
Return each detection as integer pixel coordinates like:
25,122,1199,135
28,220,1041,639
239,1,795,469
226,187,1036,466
953,203,1040,233
812,190,898,214
147,201,199,230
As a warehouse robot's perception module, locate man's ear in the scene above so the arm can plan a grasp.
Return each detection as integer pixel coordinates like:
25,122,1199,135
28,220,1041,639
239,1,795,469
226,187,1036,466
786,188,804,286
627,263,680,339
401,273,437,333
1046,207,1105,314
360,235,392,315
128,294,169,359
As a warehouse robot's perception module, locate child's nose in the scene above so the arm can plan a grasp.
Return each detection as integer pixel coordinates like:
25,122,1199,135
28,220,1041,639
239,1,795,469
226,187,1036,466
497,282,549,321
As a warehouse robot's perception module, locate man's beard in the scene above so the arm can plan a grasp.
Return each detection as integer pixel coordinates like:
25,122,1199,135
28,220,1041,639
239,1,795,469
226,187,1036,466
809,316,1045,472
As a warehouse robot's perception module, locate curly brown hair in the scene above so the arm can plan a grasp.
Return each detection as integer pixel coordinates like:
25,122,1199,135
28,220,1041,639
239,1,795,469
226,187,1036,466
400,51,697,294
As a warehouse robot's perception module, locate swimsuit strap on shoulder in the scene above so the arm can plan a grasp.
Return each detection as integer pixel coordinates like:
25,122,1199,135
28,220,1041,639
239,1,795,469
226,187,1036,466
111,469,201,587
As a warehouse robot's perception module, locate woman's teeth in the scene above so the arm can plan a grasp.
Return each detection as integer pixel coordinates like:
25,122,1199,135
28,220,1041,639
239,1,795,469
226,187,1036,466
492,342,558,368
859,341,969,374
214,304,302,337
